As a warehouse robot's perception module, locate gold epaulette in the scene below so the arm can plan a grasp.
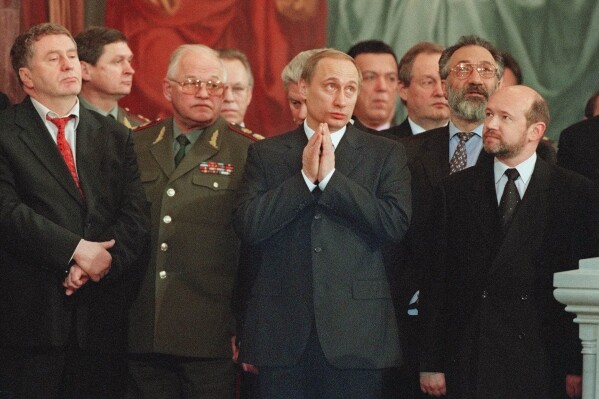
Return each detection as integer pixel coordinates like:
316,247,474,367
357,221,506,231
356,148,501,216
228,123,265,141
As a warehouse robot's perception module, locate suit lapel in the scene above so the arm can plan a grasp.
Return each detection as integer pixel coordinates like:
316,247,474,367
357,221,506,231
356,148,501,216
16,98,85,205
76,108,106,207
491,158,551,273
149,119,176,177
420,128,450,186
468,163,502,257
282,127,307,176
335,125,363,178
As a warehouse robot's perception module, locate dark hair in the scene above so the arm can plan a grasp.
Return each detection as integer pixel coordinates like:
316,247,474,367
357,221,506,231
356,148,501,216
346,40,398,72
11,23,75,85
75,26,128,65
584,89,599,119
217,48,254,87
438,35,504,80
398,42,444,85
502,51,523,84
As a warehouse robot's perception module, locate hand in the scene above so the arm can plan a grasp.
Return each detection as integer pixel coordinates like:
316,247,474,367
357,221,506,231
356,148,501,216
318,123,335,182
420,372,447,396
566,374,582,398
231,336,259,374
302,125,322,183
231,336,239,363
63,264,90,295
242,363,259,374
72,239,115,282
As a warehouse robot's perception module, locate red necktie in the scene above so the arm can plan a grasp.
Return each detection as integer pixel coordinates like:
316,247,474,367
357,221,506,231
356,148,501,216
46,115,83,196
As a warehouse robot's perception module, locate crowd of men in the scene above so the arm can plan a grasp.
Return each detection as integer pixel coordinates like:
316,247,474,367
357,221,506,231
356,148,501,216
0,21,597,399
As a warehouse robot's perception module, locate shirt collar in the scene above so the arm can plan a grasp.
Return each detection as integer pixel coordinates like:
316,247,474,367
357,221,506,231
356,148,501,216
448,120,483,138
31,96,80,129
78,96,118,119
303,121,346,150
493,152,537,185
173,120,204,146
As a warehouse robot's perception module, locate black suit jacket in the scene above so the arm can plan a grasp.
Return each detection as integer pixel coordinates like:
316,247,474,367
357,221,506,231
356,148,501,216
0,92,9,110
557,115,599,184
382,117,413,140
419,158,598,399
0,97,150,352
234,124,411,369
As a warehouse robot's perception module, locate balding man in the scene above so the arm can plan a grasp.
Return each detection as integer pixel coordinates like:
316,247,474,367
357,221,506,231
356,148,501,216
419,86,597,399
128,44,261,399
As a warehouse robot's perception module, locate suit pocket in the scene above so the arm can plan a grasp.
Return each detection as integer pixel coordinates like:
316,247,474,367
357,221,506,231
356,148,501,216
140,169,159,183
252,277,282,297
352,279,391,299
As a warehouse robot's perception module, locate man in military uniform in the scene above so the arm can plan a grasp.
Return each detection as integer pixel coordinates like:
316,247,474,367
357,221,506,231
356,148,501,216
75,27,150,128
127,44,260,399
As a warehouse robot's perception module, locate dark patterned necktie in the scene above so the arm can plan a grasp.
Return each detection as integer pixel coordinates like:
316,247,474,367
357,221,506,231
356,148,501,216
449,132,474,174
499,168,520,232
175,134,191,166
47,115,83,196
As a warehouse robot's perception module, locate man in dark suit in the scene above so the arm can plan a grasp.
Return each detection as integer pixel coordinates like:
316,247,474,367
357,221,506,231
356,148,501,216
383,42,449,140
75,27,150,128
128,44,261,399
234,49,411,398
419,85,596,399
0,91,9,110
0,23,150,399
557,115,599,185
383,35,503,399
347,40,400,132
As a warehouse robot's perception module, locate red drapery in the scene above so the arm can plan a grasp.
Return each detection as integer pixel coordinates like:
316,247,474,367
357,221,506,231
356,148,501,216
105,0,327,136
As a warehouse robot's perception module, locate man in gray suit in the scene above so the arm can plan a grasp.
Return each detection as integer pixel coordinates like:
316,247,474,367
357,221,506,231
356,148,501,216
234,49,411,398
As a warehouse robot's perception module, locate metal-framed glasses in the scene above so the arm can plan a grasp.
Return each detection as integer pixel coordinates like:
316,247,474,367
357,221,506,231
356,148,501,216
450,62,498,79
170,78,225,95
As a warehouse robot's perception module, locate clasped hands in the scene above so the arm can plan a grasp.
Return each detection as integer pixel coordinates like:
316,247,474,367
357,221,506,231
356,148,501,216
302,122,335,185
63,239,115,296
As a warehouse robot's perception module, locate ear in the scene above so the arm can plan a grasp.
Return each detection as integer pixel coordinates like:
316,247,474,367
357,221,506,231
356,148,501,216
398,81,409,102
529,121,546,141
80,61,92,82
19,67,34,89
246,86,253,106
163,79,173,102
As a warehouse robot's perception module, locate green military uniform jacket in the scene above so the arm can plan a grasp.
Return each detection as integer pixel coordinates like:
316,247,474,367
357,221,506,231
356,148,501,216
129,116,259,358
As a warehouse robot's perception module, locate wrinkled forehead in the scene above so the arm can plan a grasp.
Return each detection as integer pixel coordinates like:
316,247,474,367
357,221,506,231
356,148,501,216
176,52,224,80
449,45,495,66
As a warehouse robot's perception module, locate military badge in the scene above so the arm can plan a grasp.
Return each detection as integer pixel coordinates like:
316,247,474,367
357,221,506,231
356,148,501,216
199,161,234,175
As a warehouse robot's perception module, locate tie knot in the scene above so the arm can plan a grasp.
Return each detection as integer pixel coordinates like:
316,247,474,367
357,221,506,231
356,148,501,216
504,168,520,181
457,132,474,143
176,134,191,146
46,115,74,131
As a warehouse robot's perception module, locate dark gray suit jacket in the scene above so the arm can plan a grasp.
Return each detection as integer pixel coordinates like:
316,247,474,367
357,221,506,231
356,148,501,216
419,157,598,399
234,124,411,369
557,115,599,184
0,97,150,352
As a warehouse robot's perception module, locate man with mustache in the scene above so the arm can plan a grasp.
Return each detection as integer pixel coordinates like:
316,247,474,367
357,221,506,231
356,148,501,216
418,85,595,399
75,27,150,128
385,36,503,399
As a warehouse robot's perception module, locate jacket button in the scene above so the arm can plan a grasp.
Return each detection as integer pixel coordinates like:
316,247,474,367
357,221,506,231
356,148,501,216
314,247,322,253
163,215,172,224
213,181,219,188
166,188,175,197
160,243,168,251
314,214,322,220
481,290,488,299
159,271,167,279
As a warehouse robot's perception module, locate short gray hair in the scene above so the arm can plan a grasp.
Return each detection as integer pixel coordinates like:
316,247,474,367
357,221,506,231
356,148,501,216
281,48,327,91
166,44,227,82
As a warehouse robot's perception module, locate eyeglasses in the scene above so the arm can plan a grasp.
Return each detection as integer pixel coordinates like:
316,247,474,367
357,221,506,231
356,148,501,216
170,78,225,95
450,63,498,79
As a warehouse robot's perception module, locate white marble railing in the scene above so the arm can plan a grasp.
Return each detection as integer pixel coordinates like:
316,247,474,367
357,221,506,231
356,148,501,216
554,257,599,399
